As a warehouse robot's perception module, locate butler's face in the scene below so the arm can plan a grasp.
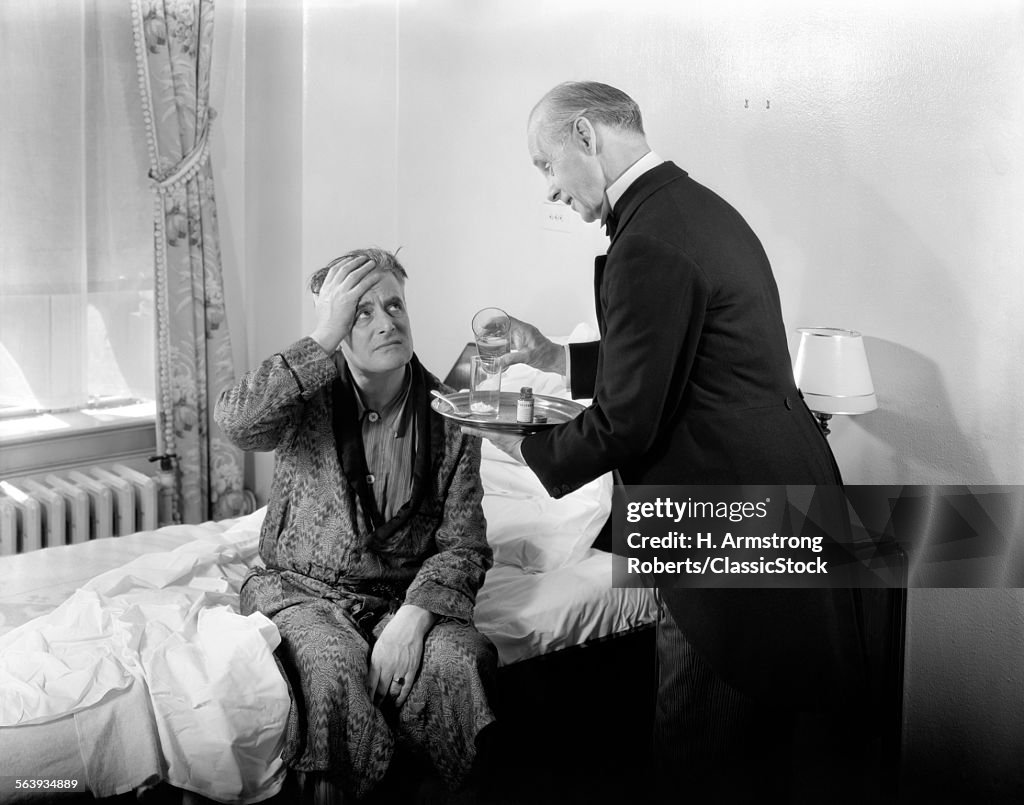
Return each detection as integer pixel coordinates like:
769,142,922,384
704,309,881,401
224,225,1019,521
528,116,606,224
340,272,414,377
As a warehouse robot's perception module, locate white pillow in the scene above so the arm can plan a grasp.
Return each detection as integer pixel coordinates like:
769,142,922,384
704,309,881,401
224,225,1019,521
550,321,600,346
217,506,268,566
481,454,611,573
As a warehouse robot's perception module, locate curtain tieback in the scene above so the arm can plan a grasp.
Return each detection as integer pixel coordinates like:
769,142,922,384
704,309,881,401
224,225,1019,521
149,120,213,194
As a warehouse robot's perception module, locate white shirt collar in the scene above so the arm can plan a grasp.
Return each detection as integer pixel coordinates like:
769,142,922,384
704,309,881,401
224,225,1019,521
605,150,664,212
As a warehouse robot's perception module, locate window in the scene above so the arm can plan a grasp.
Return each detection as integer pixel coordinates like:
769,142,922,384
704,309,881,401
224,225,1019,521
0,0,154,428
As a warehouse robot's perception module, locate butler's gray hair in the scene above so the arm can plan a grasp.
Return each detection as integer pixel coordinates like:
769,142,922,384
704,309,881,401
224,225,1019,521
309,247,407,295
530,81,645,147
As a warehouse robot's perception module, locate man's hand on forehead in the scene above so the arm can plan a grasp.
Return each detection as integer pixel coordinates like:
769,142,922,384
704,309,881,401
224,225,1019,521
321,256,376,291
310,258,384,354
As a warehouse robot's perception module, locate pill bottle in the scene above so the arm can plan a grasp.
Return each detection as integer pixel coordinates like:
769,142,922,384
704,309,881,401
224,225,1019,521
516,386,535,424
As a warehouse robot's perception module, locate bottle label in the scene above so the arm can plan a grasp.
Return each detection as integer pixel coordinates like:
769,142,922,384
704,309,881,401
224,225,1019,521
516,400,534,424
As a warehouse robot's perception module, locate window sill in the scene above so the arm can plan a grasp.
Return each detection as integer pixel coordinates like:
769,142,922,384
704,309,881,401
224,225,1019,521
0,402,156,478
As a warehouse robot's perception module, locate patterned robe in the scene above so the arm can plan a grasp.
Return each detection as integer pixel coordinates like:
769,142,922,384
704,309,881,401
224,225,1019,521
215,338,497,798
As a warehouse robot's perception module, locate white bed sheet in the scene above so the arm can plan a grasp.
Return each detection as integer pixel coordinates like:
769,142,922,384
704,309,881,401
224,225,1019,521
0,522,224,638
0,517,288,804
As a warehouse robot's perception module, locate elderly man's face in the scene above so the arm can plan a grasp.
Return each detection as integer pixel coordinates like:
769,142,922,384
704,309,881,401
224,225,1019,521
528,117,606,224
340,271,414,377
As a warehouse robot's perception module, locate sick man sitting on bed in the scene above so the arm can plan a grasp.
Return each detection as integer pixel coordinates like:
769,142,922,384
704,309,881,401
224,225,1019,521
215,248,497,805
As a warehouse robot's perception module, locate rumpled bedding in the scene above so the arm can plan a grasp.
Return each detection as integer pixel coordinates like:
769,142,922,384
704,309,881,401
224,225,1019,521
0,515,288,803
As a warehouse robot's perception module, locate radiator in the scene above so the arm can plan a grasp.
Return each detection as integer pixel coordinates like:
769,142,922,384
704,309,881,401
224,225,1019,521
0,464,160,555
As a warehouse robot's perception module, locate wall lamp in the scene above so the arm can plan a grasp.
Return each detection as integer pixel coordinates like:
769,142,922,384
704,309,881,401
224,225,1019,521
793,327,877,436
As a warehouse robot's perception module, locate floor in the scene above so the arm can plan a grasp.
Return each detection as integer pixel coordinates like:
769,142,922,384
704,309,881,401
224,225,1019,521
72,742,891,805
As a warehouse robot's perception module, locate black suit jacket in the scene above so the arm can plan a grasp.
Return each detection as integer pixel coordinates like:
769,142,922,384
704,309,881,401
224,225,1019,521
522,162,868,709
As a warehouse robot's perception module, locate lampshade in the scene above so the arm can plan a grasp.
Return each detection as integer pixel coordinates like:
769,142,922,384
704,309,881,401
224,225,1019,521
793,327,877,416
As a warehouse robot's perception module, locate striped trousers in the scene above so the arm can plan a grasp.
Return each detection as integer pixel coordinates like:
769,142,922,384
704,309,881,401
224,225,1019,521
653,600,796,803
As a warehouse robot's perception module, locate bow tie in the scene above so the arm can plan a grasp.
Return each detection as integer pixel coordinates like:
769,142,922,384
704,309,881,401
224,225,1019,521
603,208,619,239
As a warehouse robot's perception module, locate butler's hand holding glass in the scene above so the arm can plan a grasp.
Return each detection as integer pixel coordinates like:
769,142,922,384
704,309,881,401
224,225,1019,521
493,315,566,376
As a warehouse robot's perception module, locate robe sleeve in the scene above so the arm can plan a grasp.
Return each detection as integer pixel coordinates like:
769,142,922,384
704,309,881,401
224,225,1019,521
215,337,338,452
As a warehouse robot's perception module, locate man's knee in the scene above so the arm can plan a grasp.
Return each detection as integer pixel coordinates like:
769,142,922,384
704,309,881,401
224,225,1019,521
274,622,368,701
424,621,497,674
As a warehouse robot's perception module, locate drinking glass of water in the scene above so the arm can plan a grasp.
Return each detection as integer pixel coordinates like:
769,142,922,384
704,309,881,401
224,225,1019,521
471,307,511,362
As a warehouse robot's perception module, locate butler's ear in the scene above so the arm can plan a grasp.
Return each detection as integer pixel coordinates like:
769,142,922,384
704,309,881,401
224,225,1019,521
571,116,598,155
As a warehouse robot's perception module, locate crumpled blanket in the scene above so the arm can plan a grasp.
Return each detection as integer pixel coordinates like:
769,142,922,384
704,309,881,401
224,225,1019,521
0,519,289,803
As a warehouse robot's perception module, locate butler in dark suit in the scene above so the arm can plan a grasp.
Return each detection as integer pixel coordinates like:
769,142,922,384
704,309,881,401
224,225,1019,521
469,81,872,801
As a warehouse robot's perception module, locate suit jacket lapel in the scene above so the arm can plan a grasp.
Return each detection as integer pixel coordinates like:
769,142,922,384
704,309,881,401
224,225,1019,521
596,164,686,336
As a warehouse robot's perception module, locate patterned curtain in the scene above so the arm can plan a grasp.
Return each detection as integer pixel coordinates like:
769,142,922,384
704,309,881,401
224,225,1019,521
131,0,247,523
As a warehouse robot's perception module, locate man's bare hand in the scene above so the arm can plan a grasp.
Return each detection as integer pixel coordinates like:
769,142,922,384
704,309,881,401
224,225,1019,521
309,257,381,354
366,604,436,709
497,316,565,376
461,426,527,464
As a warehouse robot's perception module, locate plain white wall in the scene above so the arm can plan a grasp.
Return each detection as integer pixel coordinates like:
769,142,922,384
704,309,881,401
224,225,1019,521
220,1,1024,800
242,0,307,498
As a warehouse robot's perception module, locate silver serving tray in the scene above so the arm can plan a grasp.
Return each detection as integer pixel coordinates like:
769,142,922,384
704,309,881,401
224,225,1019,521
430,391,585,434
